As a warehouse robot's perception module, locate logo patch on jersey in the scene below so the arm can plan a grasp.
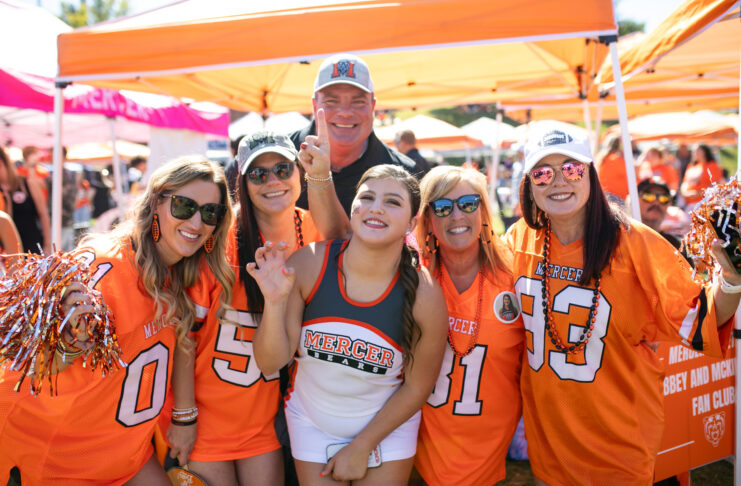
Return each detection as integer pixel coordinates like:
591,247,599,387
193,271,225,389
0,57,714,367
304,330,394,375
535,261,583,283
703,412,725,447
494,291,520,323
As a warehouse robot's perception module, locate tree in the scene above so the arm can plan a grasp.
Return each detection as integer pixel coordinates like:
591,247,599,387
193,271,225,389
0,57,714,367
618,19,645,36
60,0,130,28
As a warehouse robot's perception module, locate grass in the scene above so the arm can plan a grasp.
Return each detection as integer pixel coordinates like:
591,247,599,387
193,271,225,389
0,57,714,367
501,458,733,485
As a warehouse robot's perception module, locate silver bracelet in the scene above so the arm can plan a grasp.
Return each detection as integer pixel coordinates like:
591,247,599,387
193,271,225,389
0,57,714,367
719,272,741,294
304,172,333,189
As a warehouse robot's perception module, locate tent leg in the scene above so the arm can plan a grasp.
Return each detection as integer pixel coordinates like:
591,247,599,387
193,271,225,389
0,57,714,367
52,86,64,250
108,117,126,223
489,102,502,212
609,41,640,221
582,98,594,153
594,98,604,155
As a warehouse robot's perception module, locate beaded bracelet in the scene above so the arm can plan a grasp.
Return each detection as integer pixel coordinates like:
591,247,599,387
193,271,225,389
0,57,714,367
172,406,199,422
719,273,741,294
56,337,84,364
171,417,197,426
304,172,333,189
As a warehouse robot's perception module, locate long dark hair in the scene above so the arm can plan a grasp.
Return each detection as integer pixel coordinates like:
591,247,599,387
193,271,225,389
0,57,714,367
352,164,422,363
519,164,627,284
236,156,306,316
694,144,715,164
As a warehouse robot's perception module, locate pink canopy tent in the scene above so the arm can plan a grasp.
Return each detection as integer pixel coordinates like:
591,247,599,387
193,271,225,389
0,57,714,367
0,67,228,146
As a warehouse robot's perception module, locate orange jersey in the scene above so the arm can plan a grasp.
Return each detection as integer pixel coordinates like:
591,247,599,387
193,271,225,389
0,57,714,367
0,237,213,485
596,153,632,200
415,242,525,486
504,219,732,486
681,161,724,204
185,207,321,461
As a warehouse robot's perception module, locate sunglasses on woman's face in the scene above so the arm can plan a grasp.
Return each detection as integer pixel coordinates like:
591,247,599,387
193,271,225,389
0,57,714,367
529,161,586,186
246,161,296,185
161,194,226,226
640,192,671,205
429,194,481,217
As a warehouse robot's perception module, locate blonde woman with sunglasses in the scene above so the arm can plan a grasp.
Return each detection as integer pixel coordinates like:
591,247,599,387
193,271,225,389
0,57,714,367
412,166,524,486
505,122,740,486
0,157,234,485
164,110,351,486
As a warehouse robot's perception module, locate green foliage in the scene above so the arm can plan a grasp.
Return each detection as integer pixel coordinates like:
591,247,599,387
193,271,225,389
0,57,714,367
618,19,645,36
60,0,130,28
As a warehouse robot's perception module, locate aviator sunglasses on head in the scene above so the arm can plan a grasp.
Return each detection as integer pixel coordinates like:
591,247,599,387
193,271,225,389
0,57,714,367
161,194,226,226
429,194,481,217
640,192,671,205
246,161,296,185
529,161,586,186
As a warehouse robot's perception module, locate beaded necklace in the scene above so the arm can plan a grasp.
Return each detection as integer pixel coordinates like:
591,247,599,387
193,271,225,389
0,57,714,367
541,220,601,355
437,260,483,357
258,209,304,249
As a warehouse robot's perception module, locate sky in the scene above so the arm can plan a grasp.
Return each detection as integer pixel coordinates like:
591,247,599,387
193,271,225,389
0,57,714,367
21,0,683,33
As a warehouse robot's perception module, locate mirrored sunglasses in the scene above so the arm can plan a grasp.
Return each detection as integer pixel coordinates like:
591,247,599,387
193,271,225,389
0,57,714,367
640,192,671,205
246,161,296,185
429,194,481,217
530,161,586,186
161,194,226,226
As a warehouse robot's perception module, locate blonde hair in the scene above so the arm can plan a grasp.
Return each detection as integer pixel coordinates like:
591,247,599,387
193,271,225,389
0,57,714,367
101,156,235,344
417,165,508,277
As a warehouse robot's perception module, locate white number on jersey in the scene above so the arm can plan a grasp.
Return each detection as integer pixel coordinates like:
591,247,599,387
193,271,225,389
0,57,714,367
74,250,113,288
116,342,169,427
427,344,487,415
212,309,279,387
515,277,610,382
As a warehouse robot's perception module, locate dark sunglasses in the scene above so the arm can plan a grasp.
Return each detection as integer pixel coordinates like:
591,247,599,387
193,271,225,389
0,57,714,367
161,194,226,226
529,161,586,186
429,194,481,217
246,161,296,185
640,192,671,205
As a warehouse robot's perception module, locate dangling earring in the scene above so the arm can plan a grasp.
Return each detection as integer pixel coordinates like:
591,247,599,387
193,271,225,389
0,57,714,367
204,234,215,254
481,222,493,244
425,232,438,254
151,214,161,242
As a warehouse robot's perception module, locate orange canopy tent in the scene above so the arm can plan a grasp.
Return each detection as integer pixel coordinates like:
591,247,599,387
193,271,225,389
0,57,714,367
375,115,483,152
605,111,738,145
56,1,616,113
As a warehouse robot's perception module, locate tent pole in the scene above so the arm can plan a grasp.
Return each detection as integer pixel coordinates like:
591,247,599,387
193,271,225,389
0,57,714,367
51,84,65,250
582,98,594,156
108,117,126,223
607,39,640,221
733,49,741,486
490,102,502,211
594,98,604,155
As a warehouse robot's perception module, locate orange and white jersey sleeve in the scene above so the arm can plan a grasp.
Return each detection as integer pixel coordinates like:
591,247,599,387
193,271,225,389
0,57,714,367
186,207,321,461
507,218,732,486
415,241,525,486
0,237,180,486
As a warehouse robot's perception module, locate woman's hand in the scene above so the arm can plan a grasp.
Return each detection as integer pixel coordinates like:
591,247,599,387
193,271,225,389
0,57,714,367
321,441,371,482
245,241,295,303
711,238,741,286
59,281,96,350
298,108,331,178
167,422,197,467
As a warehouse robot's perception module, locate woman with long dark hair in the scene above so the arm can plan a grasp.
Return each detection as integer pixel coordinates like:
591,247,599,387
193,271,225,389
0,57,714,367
680,144,723,208
506,122,739,485
250,164,447,485
164,111,351,485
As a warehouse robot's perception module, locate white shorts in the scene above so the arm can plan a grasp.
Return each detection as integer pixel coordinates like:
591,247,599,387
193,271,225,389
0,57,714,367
284,392,421,464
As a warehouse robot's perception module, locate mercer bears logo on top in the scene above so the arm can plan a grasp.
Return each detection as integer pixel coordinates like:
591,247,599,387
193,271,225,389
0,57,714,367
331,60,356,79
703,412,726,447
304,329,395,375
538,130,573,148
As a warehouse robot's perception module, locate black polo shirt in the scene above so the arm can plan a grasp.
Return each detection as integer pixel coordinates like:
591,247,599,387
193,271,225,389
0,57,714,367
290,121,416,215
